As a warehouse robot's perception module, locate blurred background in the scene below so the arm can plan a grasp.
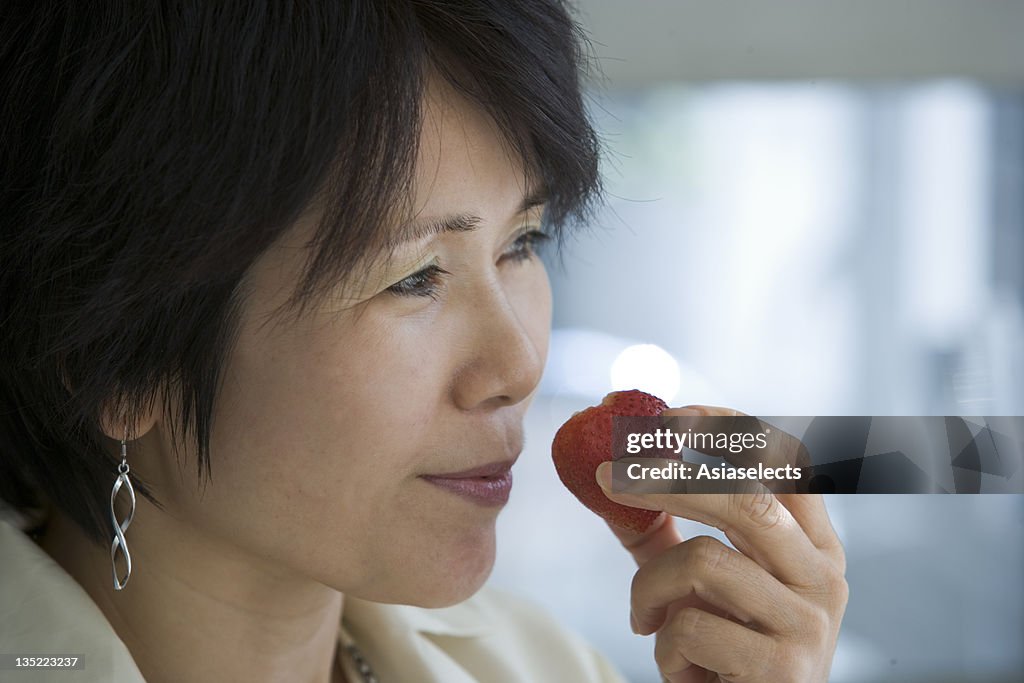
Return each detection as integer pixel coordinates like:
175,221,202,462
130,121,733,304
489,2,1024,682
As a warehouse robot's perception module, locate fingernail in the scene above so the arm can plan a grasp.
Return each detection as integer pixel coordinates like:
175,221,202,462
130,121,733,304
629,609,640,634
596,461,613,490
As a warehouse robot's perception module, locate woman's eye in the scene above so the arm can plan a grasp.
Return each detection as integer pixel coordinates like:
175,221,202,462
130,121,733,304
385,264,449,299
503,229,551,264
384,230,549,299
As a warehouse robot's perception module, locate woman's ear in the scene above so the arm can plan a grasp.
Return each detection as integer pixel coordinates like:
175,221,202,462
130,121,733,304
57,355,162,443
97,390,162,443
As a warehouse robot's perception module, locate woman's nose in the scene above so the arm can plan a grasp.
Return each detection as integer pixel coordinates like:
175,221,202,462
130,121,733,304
451,283,547,412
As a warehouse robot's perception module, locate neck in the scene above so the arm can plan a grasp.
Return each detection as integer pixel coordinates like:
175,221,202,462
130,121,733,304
36,501,347,683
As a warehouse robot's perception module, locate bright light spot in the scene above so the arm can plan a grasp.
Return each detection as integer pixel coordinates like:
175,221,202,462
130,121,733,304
610,343,680,403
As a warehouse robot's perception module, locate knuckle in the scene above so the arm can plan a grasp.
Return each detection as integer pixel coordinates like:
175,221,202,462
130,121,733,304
651,635,673,669
807,603,832,636
787,597,831,639
832,542,849,576
735,489,783,530
653,609,704,676
674,606,704,638
684,536,724,573
725,634,773,682
652,640,686,680
767,642,814,683
829,574,851,612
720,627,776,681
780,664,814,683
822,535,849,575
686,535,730,575
815,564,850,610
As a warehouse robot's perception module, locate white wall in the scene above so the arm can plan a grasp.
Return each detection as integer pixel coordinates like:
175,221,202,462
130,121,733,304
575,0,1024,85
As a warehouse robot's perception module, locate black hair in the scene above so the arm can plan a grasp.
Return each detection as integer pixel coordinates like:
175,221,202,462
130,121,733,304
0,0,602,546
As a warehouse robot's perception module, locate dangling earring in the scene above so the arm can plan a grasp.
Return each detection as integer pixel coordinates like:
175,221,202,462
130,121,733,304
110,427,136,590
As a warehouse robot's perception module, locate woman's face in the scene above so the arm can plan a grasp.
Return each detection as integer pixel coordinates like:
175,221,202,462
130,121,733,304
142,80,552,606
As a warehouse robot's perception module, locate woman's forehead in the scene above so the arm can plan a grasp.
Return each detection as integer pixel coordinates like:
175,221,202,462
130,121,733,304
416,82,537,201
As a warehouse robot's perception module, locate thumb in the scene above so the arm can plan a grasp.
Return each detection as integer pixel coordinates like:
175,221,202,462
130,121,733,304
597,462,683,567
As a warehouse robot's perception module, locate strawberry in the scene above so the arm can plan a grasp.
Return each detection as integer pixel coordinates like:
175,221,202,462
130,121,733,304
551,389,668,533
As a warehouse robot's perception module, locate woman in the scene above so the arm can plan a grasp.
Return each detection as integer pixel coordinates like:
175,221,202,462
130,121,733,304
0,2,848,681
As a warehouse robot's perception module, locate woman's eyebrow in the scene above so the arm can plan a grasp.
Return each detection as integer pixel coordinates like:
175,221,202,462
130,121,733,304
389,186,548,247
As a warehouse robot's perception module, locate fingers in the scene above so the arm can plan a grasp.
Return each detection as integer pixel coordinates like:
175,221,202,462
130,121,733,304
664,406,808,495
664,404,846,571
605,511,683,567
630,535,800,637
654,607,775,683
597,463,831,589
772,492,846,574
601,406,848,682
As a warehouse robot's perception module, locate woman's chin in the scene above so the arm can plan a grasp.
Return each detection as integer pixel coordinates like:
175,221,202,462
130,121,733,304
329,519,500,607
398,534,497,608
424,553,496,607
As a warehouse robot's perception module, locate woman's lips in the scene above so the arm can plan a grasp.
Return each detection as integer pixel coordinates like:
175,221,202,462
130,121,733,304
420,469,513,506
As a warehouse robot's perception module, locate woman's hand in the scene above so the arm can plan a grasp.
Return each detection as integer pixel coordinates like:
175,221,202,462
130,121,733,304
595,405,848,683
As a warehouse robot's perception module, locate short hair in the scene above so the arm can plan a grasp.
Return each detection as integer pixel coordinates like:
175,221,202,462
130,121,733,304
0,0,602,546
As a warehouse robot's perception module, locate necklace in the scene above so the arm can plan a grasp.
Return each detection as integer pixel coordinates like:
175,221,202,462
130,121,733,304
342,640,379,683
337,623,379,683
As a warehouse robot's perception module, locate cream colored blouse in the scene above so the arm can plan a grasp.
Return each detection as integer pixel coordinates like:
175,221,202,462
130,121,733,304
0,518,630,682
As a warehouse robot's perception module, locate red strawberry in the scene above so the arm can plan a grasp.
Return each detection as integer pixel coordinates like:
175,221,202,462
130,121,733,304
551,389,668,533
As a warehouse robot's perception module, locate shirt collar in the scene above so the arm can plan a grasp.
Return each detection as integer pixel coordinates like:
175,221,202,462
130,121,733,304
0,515,148,682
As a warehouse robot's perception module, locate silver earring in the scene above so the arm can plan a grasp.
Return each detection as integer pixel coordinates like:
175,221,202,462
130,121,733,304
110,427,136,590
